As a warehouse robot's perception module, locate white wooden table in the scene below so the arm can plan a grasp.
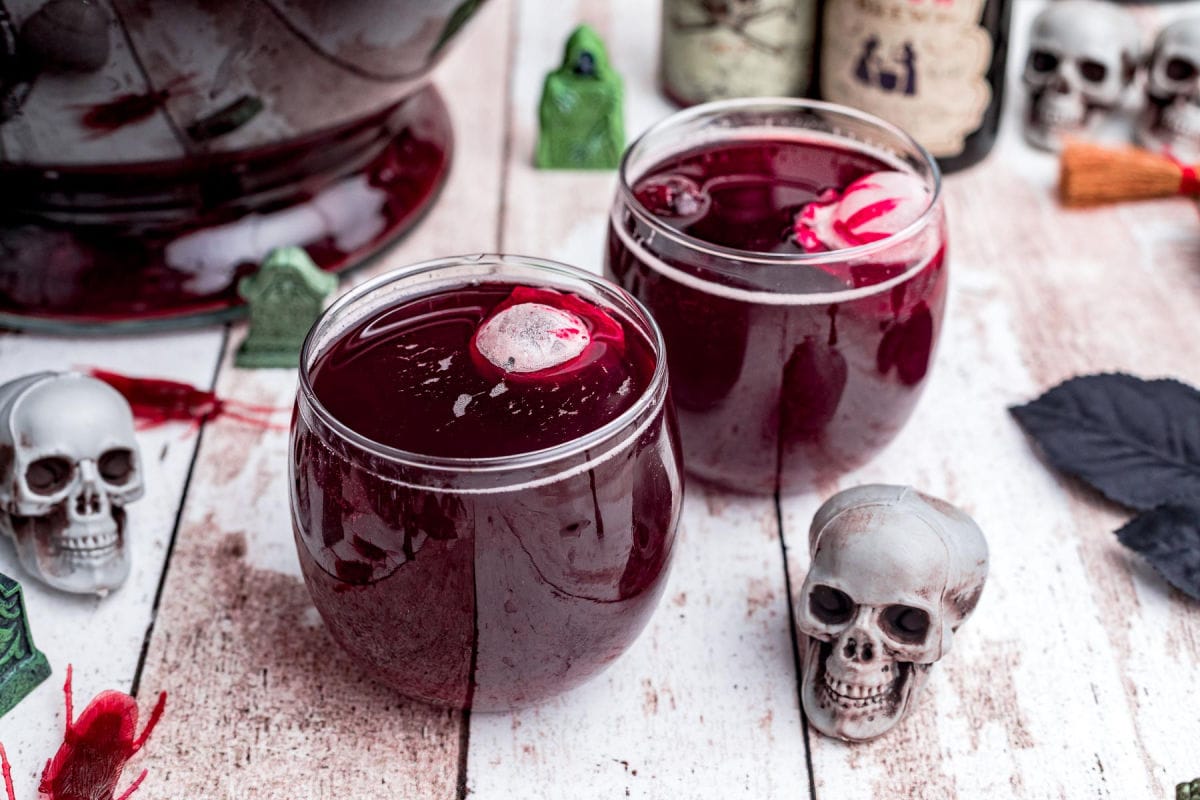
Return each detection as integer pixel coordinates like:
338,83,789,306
2,1,1199,797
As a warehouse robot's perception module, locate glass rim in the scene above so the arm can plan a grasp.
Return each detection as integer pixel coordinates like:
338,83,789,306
297,253,670,475
616,96,944,269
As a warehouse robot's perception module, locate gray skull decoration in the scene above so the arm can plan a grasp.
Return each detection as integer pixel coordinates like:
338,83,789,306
795,485,988,742
0,372,144,595
1137,17,1200,162
1022,0,1141,151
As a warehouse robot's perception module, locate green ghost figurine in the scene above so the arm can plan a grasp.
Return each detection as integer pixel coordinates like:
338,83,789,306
235,246,338,369
536,24,624,170
0,572,51,719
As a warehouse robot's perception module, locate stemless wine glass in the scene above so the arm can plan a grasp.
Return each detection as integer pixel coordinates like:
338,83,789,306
290,255,682,711
607,99,947,494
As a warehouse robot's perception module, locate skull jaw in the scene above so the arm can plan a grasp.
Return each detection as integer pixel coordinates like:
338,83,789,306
1137,95,1200,162
1025,91,1095,151
4,505,130,595
799,638,929,742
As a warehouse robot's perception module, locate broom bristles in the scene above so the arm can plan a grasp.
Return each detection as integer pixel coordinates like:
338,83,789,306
1059,140,1193,207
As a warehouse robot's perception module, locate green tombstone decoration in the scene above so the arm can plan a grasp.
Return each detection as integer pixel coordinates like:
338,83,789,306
535,24,624,170
236,246,338,369
0,571,51,719
1179,779,1200,800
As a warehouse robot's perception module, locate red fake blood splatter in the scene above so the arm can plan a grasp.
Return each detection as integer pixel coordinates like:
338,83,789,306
468,286,626,385
76,75,194,136
87,369,288,430
0,665,167,800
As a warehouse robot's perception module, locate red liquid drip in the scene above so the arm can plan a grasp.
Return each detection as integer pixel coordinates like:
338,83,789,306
293,283,680,710
77,75,194,134
88,369,287,430
608,137,947,493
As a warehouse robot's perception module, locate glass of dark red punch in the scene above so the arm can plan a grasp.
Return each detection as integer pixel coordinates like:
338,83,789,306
290,255,682,710
607,99,947,494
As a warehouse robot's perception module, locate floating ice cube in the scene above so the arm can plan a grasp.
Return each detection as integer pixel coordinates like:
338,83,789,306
453,393,473,417
794,171,930,252
474,302,591,374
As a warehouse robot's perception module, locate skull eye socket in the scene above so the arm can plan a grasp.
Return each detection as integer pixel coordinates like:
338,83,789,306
1166,57,1198,82
1079,59,1108,84
881,605,931,644
98,449,135,485
1030,50,1059,73
25,457,74,495
809,585,854,625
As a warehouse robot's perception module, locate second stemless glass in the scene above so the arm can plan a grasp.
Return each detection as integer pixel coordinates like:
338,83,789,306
291,256,682,711
607,99,948,495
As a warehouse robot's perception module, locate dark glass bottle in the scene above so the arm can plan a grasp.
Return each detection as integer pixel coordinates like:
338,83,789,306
817,0,1013,173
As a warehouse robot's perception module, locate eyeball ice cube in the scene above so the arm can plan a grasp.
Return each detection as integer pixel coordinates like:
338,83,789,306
470,286,626,384
474,302,590,374
794,171,930,252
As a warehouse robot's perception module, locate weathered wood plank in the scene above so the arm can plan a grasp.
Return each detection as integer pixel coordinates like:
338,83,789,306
0,329,225,788
464,2,810,798
781,3,1200,796
467,491,810,799
5,0,1200,798
131,2,512,796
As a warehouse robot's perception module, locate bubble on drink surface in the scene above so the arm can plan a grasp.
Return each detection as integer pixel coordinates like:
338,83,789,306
474,302,591,374
633,174,711,223
794,171,930,251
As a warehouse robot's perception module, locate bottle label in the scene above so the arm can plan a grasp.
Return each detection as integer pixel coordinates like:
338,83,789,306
821,0,992,157
662,0,817,105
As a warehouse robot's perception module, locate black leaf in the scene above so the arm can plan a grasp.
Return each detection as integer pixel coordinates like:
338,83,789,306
1010,373,1200,511
1116,502,1200,601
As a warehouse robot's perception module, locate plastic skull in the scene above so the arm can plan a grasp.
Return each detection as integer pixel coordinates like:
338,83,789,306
1022,0,1141,151
0,372,143,594
795,485,988,742
1137,17,1200,162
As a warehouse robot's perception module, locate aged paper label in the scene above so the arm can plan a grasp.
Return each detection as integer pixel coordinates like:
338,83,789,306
820,0,992,157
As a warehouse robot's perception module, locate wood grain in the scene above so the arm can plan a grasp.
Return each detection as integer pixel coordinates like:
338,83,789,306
464,1,810,798
780,5,1200,797
0,329,224,788
130,2,512,796
3,0,1200,798
466,491,811,799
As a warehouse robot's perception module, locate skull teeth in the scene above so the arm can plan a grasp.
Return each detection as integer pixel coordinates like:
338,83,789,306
59,532,119,553
822,674,891,705
1038,105,1085,129
1161,107,1200,138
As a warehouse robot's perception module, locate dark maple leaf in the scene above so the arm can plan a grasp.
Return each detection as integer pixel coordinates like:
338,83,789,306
1009,373,1200,511
1116,502,1200,601
1013,373,1200,601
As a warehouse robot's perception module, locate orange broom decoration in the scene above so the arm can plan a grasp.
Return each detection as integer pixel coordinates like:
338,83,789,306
1059,140,1200,207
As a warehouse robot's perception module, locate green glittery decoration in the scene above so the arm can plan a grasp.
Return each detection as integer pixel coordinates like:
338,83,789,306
535,24,624,170
235,247,338,369
0,572,51,719
1179,779,1200,800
